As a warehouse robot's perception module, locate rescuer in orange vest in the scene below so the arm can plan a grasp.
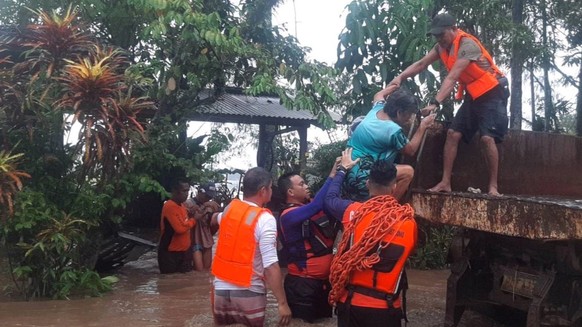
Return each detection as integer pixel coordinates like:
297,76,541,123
210,167,291,327
390,12,509,196
324,148,417,327
157,178,197,274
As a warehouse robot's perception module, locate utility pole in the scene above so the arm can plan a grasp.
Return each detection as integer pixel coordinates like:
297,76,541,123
293,0,298,39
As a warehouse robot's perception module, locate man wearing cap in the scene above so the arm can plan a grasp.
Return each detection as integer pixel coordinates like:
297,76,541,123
184,182,221,271
390,12,509,196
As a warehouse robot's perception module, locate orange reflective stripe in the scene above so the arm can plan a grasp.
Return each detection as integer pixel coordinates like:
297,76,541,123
211,199,268,287
439,29,503,100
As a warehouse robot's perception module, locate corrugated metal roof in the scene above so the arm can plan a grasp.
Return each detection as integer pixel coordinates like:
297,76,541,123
187,90,341,126
198,92,316,121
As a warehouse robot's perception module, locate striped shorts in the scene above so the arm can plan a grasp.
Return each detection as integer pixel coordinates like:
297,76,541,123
212,289,267,327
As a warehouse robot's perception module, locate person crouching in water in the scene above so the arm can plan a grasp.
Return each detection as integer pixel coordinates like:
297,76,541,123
276,157,357,323
325,149,417,327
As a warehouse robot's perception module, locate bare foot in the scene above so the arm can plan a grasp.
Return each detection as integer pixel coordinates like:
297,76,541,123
428,182,452,193
488,187,502,197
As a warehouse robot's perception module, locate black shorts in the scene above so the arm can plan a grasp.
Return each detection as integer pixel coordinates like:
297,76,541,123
336,302,402,327
157,248,193,274
450,85,508,144
284,274,333,323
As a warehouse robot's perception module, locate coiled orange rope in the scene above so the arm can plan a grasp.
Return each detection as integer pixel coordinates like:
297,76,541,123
328,195,414,305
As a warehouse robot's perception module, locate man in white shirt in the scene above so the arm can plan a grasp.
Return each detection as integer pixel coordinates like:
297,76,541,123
211,167,291,327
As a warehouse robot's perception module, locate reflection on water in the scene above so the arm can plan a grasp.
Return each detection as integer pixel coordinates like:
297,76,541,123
0,250,501,327
136,279,159,295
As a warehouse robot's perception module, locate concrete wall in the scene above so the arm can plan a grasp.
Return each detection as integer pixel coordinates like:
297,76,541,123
410,130,582,198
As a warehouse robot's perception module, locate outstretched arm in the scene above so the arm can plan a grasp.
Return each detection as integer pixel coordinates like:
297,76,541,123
324,148,359,222
419,56,471,116
279,157,340,228
280,176,333,228
324,171,352,222
373,84,399,102
400,114,436,157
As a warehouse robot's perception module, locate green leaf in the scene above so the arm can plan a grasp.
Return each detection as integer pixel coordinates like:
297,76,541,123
101,275,120,285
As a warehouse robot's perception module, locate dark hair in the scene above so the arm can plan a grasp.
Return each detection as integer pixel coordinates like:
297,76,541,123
383,89,419,119
368,160,397,187
277,172,298,199
171,178,190,191
243,167,273,197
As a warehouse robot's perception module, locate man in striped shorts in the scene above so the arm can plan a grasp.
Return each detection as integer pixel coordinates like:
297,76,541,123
211,167,291,327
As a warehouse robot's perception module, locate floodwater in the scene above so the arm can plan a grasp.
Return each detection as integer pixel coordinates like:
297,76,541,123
0,251,510,327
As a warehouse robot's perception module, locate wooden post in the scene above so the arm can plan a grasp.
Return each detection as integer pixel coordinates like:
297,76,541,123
257,124,277,171
298,126,308,172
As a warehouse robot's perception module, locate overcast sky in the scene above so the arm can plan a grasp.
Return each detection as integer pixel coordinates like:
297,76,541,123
273,0,351,65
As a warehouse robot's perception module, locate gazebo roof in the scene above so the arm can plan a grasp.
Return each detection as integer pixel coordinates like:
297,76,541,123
185,89,340,127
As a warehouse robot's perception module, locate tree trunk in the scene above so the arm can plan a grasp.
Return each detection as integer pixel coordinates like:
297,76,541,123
257,124,277,171
577,62,582,136
541,0,555,132
509,0,524,130
530,60,538,131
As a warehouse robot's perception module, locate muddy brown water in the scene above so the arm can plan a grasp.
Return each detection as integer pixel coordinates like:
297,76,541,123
0,251,510,327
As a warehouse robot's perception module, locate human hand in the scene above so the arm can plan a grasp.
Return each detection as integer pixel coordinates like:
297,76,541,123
383,83,399,96
420,113,437,129
340,148,359,171
329,156,342,177
202,201,221,213
389,76,402,88
183,201,200,218
420,104,438,117
278,303,292,326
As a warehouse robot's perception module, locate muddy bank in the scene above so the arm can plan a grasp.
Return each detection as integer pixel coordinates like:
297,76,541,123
0,251,510,326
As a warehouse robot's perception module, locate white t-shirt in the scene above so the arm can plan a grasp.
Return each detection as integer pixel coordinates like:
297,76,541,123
213,200,279,294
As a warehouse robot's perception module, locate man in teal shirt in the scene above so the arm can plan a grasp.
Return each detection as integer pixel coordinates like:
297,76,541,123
345,86,435,201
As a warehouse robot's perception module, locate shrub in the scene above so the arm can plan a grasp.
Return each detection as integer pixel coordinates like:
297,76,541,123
410,224,456,270
2,190,116,299
304,140,347,192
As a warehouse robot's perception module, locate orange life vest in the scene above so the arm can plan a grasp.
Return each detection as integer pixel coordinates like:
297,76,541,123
211,199,269,287
439,29,504,100
341,202,363,226
341,202,417,309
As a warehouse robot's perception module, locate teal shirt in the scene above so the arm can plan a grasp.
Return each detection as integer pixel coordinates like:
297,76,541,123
345,101,409,200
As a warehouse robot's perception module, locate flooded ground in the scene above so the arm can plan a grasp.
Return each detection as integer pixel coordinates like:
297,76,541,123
0,251,512,327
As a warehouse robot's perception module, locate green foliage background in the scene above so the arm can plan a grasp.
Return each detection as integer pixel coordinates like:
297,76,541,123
1,0,581,300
